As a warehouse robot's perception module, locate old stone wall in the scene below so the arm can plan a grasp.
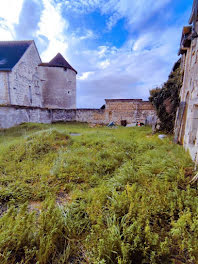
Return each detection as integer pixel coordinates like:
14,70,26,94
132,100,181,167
9,42,42,107
39,67,76,109
105,99,156,125
175,22,198,162
0,106,51,129
0,100,156,129
76,109,105,124
0,107,105,129
52,109,76,122
52,109,105,124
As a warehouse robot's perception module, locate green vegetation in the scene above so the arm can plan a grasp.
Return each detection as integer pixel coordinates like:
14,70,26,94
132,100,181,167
0,122,197,264
149,59,183,133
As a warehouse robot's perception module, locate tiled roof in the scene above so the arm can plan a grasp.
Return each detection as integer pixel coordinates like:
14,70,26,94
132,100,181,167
39,53,77,74
0,40,33,71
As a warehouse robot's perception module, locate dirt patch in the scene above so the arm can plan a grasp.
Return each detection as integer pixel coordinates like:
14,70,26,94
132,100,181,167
29,201,42,213
56,191,71,205
184,167,194,179
88,123,103,128
0,203,7,217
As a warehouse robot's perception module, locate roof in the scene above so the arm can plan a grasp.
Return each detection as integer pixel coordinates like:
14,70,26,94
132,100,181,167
0,40,33,71
39,53,77,74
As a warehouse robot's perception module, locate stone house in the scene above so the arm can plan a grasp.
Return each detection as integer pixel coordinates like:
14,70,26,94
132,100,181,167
174,0,198,162
0,40,77,109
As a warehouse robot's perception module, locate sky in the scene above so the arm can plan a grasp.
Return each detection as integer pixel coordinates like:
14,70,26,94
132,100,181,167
0,0,194,108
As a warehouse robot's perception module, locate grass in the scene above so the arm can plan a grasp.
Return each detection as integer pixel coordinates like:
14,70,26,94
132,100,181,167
0,122,197,264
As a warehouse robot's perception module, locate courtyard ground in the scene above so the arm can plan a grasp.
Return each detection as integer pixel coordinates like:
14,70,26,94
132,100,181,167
0,123,197,264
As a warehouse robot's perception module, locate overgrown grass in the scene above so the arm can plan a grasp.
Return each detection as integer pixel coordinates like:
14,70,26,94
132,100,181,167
0,122,197,264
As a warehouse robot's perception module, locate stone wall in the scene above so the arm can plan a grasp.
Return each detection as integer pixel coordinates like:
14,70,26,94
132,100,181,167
0,106,106,129
0,106,51,129
105,99,156,125
51,109,105,124
0,100,156,129
9,42,42,107
52,109,76,122
175,21,198,162
39,67,76,109
76,109,105,124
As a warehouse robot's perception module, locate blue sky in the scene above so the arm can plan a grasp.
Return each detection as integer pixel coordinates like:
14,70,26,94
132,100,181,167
0,0,194,107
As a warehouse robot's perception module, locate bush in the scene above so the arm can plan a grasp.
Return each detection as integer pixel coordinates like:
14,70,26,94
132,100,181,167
149,60,183,133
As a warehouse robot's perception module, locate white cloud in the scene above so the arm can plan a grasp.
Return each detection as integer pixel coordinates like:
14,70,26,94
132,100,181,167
98,59,110,69
112,0,172,25
106,12,121,30
0,0,24,24
64,0,104,13
63,0,172,30
0,0,24,40
78,30,96,40
98,46,109,58
78,71,94,80
36,0,69,61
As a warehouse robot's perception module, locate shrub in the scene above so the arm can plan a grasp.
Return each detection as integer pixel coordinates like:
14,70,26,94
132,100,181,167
149,60,183,133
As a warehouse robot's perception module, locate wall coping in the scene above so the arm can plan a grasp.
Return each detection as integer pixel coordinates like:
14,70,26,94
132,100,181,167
105,99,150,103
0,105,105,112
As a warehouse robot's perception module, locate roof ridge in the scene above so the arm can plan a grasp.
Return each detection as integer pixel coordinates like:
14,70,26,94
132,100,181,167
0,40,33,43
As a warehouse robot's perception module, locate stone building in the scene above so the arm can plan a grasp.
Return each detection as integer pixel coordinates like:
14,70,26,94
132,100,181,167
105,99,156,125
0,40,77,109
174,0,198,162
39,53,77,109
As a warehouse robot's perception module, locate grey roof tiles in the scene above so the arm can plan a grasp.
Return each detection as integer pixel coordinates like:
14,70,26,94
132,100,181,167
39,53,77,74
0,40,33,71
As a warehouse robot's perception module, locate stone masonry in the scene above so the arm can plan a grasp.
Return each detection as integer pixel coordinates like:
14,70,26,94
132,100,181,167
105,99,156,125
175,0,198,162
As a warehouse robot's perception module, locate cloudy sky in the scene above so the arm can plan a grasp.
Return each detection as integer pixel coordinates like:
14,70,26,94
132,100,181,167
0,0,193,108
